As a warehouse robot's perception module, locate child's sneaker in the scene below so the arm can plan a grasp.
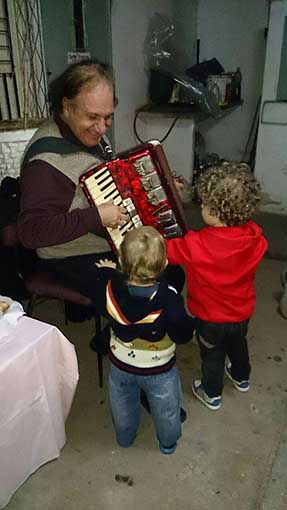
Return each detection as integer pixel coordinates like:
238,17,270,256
225,362,250,392
159,442,177,455
191,380,222,410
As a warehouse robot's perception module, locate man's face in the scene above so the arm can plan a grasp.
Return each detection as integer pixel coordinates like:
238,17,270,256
62,80,114,147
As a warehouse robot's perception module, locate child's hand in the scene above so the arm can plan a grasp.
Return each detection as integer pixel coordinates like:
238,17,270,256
174,177,184,192
171,170,184,192
95,258,117,269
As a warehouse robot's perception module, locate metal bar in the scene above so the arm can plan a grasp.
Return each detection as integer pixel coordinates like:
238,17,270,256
0,74,9,119
3,73,11,118
0,0,49,122
6,73,19,118
6,0,24,116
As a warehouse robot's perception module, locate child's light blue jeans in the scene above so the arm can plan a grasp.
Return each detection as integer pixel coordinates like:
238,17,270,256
108,364,182,448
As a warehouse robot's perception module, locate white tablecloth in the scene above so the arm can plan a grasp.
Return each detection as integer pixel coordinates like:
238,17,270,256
0,316,79,508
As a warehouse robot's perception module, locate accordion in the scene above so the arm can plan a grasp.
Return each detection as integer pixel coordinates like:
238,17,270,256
79,140,188,252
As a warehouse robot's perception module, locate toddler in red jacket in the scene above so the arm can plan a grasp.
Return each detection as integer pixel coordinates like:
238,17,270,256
165,162,268,410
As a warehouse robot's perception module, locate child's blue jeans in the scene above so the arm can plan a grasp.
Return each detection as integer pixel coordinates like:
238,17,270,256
108,364,182,448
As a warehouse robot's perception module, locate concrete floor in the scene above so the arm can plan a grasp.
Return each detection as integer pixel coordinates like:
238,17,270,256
5,206,287,510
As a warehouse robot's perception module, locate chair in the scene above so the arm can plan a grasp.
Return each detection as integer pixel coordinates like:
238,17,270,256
0,223,105,387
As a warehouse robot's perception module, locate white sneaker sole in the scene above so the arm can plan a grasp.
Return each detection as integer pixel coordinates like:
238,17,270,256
192,382,222,410
225,365,250,392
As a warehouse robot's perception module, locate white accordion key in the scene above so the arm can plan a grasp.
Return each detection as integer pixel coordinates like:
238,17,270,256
83,168,120,206
107,220,134,250
113,195,122,206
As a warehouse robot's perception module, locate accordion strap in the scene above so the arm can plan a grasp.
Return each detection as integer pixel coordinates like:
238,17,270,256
21,136,113,171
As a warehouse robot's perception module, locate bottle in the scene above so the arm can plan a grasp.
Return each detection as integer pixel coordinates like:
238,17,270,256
208,80,220,105
234,67,242,100
225,74,236,103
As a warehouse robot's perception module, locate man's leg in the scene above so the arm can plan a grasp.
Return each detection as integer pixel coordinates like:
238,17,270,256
36,252,116,321
49,252,116,298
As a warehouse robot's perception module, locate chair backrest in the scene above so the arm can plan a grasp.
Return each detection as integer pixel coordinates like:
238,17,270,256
0,224,93,312
0,177,20,229
0,223,19,247
0,223,28,300
0,223,39,278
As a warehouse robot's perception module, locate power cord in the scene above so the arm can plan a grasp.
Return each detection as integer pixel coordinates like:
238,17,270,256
133,107,180,144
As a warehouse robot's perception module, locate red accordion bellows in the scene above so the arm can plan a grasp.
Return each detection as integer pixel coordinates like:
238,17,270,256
79,140,188,252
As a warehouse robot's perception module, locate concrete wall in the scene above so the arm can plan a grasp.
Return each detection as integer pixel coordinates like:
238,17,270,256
1,1,198,183
197,0,268,161
84,0,112,64
40,0,75,83
255,0,287,213
40,0,112,84
173,0,198,70
111,0,174,152
0,1,112,183
111,0,198,180
3,0,279,199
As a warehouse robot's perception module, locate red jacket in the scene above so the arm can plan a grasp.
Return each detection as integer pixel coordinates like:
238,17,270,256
166,221,268,323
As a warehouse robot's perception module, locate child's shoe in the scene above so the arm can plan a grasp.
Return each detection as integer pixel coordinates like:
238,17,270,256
225,362,250,392
192,380,222,410
159,442,177,455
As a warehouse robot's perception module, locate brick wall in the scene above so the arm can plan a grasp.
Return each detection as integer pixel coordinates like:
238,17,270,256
0,129,36,181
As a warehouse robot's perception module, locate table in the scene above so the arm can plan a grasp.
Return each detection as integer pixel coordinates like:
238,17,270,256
0,316,79,508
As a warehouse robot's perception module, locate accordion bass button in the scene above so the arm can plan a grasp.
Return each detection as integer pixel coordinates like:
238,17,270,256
131,215,143,227
122,197,133,206
141,172,161,191
163,224,182,238
123,199,136,214
142,157,154,173
147,187,167,205
133,161,145,175
133,156,154,175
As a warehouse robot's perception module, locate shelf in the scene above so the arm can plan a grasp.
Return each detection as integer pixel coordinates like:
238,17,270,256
136,100,243,123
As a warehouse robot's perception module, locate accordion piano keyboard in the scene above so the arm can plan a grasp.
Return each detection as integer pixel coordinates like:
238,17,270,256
83,166,135,250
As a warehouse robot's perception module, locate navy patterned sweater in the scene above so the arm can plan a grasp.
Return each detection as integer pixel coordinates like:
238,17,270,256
96,268,194,375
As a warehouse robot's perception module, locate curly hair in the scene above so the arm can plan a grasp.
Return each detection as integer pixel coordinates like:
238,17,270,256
196,162,261,226
119,226,167,284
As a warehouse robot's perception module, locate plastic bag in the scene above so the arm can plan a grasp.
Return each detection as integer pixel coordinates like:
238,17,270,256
144,13,222,119
144,13,176,72
173,73,222,118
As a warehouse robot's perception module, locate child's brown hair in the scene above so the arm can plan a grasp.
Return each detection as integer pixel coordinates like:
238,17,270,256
196,162,261,226
119,226,167,284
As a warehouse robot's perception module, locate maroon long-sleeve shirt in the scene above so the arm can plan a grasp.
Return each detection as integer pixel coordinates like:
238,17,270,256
17,117,104,249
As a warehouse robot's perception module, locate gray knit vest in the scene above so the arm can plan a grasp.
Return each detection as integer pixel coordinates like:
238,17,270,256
22,118,110,259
